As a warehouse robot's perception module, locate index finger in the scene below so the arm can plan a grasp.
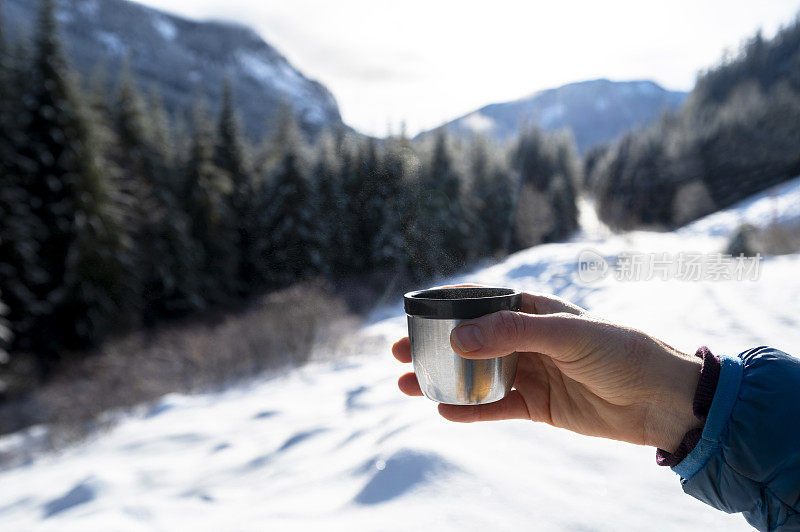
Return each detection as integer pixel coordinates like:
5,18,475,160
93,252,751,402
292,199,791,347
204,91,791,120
451,311,591,362
522,292,584,315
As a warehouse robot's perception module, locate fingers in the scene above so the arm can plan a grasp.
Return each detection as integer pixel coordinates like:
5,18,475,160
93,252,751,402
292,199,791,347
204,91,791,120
396,371,532,418
437,390,530,422
522,292,584,315
393,338,418,396
392,337,411,363
450,311,589,362
398,372,423,396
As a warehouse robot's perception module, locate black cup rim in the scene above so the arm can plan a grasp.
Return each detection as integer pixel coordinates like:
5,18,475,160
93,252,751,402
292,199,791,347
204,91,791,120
404,286,522,320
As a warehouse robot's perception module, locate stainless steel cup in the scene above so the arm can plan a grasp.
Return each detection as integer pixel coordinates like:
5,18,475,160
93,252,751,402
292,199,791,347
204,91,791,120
403,287,522,405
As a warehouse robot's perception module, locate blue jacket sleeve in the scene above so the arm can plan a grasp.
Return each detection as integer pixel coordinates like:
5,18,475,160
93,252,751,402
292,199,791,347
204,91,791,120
672,346,800,531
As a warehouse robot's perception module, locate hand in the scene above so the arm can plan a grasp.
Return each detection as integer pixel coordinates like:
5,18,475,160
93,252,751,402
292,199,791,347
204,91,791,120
392,290,703,452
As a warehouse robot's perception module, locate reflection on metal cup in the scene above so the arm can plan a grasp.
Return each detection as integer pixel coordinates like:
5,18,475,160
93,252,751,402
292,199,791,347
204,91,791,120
403,287,521,405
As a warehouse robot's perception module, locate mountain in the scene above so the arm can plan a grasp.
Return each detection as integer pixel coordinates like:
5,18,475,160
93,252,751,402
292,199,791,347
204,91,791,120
590,19,800,231
2,0,344,139
423,79,687,153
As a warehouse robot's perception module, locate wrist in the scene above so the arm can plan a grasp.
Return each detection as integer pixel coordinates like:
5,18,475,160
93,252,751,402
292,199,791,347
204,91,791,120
644,349,703,452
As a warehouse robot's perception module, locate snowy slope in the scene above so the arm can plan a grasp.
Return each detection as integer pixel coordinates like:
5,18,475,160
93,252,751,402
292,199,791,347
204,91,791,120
1,178,799,531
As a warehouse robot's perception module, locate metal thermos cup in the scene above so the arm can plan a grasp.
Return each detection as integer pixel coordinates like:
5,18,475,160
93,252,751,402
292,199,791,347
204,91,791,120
403,287,522,405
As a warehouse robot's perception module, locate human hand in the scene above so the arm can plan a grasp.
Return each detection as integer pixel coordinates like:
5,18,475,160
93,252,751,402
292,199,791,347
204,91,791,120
392,290,702,452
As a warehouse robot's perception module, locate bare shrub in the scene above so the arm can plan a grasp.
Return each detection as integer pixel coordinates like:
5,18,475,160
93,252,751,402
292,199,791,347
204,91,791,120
759,219,800,255
724,224,759,257
672,180,715,226
725,219,800,257
0,280,357,449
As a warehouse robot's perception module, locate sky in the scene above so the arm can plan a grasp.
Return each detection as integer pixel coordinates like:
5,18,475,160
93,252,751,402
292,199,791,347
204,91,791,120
134,0,800,137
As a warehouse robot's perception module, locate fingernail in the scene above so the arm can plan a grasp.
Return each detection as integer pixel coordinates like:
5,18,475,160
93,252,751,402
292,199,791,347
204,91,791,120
453,325,483,352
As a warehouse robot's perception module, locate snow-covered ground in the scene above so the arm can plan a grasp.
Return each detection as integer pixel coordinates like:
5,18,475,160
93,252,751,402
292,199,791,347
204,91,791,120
1,178,799,531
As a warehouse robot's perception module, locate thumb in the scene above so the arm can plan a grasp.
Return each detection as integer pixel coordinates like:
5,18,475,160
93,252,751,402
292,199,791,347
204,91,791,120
450,311,587,361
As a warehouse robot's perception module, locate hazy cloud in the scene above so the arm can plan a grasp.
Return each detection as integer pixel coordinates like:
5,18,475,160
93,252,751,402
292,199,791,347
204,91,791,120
135,0,800,136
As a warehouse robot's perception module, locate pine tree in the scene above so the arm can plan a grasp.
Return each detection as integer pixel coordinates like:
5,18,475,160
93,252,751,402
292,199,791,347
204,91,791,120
113,65,200,320
403,178,440,280
86,66,117,162
0,0,46,354
372,135,409,270
214,79,257,295
416,129,469,274
336,136,380,272
183,102,237,304
469,137,513,257
21,0,127,359
0,292,10,365
355,137,383,271
149,91,174,167
312,132,348,276
514,127,558,191
335,136,362,273
82,65,139,330
546,134,580,241
510,126,579,249
258,111,322,286
172,110,192,173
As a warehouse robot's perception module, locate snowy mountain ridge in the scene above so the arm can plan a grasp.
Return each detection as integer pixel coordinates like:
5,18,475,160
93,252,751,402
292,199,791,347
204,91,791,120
2,0,344,139
421,79,687,153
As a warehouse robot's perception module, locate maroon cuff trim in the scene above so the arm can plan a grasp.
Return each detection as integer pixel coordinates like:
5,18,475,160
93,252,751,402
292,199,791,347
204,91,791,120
692,346,721,421
656,428,703,467
655,346,721,467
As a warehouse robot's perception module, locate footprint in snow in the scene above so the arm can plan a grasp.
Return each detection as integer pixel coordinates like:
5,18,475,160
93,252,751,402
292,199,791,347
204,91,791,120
277,427,329,452
345,386,370,411
243,428,329,470
145,401,175,418
210,442,231,453
42,477,99,518
353,449,459,505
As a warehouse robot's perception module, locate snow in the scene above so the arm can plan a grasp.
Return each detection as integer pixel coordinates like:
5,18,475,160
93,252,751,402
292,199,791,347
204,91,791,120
301,106,326,125
2,179,800,530
153,17,178,41
237,50,304,99
55,8,74,25
95,32,125,55
236,50,327,124
634,81,659,95
539,103,565,127
78,0,99,18
462,112,496,133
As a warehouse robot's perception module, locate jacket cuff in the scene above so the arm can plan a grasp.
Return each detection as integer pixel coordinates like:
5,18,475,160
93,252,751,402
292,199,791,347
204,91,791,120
671,353,744,479
692,346,721,419
656,347,722,466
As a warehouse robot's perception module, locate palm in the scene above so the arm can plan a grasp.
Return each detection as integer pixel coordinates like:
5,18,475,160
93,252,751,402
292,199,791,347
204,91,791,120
513,350,650,445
